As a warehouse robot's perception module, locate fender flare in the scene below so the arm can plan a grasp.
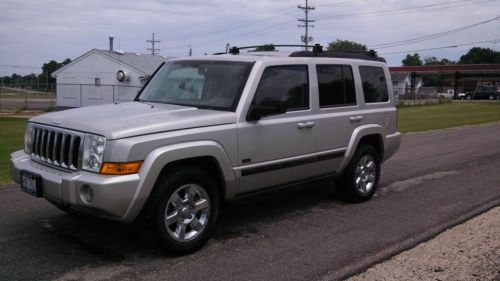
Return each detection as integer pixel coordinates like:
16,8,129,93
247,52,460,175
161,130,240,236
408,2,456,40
336,124,385,174
121,140,235,222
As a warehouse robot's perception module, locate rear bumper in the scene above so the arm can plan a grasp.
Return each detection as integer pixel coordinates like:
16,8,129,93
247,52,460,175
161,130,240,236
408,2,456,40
10,150,140,221
384,132,401,162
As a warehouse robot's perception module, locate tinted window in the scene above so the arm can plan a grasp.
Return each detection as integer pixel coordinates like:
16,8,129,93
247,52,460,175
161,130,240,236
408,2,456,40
317,65,356,107
252,65,309,111
359,66,389,103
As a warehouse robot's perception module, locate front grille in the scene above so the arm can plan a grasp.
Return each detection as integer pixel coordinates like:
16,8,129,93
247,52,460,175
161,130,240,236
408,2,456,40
31,124,84,171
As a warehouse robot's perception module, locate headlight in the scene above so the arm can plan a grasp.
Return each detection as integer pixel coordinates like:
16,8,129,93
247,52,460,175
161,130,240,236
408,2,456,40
82,134,106,173
24,123,34,154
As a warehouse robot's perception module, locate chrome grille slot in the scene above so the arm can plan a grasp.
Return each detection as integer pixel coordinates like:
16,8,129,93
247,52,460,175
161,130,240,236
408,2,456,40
30,124,84,171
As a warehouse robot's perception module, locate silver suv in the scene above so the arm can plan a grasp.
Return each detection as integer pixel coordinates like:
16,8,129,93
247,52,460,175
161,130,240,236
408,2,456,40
11,46,401,254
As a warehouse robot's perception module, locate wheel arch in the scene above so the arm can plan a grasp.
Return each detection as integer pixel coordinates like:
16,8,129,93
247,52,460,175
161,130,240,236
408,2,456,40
121,141,235,222
336,125,385,174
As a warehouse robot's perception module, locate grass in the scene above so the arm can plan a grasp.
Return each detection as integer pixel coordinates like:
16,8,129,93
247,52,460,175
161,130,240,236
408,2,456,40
397,102,500,133
1,102,500,184
0,117,27,183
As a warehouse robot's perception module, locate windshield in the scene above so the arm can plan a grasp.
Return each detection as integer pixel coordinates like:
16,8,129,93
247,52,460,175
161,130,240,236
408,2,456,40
138,60,254,111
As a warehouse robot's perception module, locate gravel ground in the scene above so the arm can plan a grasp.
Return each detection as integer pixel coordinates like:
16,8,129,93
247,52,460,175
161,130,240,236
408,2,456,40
348,207,500,281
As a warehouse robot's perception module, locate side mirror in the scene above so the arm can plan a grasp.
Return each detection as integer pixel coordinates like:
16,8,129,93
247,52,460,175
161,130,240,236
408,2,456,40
247,98,287,121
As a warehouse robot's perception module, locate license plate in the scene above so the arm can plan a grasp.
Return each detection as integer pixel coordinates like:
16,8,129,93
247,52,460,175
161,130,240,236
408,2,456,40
20,171,43,197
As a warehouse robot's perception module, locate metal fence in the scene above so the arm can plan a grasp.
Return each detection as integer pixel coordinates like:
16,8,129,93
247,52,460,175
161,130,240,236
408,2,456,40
56,83,141,108
0,83,56,110
0,83,142,110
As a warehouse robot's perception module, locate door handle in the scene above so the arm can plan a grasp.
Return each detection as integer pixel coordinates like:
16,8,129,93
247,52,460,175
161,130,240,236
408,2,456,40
349,115,364,122
297,121,315,129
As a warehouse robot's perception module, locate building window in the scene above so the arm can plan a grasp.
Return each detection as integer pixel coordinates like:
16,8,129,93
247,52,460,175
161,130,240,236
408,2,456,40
252,65,309,111
95,78,101,86
359,66,389,103
316,65,356,107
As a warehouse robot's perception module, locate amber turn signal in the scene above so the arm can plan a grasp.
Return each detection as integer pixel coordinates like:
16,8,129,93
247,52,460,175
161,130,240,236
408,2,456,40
101,161,143,175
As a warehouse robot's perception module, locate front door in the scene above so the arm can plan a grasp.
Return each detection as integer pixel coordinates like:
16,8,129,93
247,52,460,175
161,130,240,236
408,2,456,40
237,65,317,194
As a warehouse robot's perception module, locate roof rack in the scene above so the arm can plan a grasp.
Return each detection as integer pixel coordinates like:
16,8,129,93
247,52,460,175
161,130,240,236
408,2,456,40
227,44,324,55
225,44,385,62
290,49,386,63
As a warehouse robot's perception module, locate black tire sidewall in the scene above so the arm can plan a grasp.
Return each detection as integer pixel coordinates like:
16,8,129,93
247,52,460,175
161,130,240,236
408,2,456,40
342,145,380,202
150,166,220,255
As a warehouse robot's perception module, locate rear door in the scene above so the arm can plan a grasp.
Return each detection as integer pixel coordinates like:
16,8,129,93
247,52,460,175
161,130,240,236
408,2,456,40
313,64,361,174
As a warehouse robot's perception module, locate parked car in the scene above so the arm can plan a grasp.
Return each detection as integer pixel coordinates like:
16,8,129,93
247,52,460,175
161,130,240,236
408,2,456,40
464,86,500,100
11,46,401,254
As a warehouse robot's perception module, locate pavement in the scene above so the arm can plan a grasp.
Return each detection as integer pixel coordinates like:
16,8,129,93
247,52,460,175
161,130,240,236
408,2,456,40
1,122,499,281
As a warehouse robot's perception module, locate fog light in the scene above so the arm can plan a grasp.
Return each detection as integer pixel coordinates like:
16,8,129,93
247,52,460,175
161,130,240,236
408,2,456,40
80,185,94,203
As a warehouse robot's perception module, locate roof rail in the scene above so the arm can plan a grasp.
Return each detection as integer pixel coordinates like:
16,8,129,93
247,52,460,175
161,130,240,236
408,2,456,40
227,44,323,55
290,48,386,62
224,44,385,62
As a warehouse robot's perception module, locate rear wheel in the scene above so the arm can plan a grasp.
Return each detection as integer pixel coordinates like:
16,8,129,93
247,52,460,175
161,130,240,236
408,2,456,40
139,166,220,255
341,145,380,202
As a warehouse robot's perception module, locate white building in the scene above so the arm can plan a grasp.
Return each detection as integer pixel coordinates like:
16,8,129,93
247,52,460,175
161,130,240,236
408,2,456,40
390,72,423,99
52,39,167,107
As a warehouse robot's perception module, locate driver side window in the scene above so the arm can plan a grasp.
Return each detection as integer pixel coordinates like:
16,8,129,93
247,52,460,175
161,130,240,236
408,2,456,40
252,65,309,111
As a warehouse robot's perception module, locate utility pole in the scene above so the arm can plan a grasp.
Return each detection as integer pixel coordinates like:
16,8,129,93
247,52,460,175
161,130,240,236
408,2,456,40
298,0,315,51
188,46,192,57
147,33,161,55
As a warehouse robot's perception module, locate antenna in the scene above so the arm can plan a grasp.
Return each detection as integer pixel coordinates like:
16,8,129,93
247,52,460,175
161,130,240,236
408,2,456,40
147,33,161,55
298,0,315,51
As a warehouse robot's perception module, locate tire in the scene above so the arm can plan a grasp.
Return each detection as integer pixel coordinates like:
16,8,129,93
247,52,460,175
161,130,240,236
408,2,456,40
465,95,472,100
489,94,495,100
340,145,380,203
139,165,221,255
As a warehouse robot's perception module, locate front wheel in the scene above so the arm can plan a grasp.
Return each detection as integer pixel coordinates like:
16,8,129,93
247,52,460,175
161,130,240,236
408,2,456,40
139,166,220,255
340,145,380,202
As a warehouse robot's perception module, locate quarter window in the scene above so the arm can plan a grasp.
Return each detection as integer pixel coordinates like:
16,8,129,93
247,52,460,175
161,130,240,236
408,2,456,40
359,66,389,103
316,65,356,107
252,65,309,111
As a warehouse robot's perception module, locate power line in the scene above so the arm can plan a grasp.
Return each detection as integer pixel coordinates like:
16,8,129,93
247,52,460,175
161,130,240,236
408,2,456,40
369,15,500,49
316,0,494,21
298,0,316,50
0,64,41,69
379,39,496,55
161,0,494,51
146,33,161,55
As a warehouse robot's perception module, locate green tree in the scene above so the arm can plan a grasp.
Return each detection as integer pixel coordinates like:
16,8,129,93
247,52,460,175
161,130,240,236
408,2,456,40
327,39,367,52
41,58,72,84
402,53,423,66
254,44,275,51
459,47,500,64
424,56,455,66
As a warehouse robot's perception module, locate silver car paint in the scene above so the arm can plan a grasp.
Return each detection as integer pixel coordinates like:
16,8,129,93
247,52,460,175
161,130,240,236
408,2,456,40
11,54,401,222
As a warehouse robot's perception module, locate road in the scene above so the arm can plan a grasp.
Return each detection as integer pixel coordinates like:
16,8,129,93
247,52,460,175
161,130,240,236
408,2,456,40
1,123,500,281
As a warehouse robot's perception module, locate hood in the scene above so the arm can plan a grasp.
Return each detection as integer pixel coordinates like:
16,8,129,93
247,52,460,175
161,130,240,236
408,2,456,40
30,102,237,139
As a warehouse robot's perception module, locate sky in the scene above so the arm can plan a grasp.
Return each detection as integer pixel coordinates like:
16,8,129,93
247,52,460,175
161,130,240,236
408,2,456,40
1,0,499,76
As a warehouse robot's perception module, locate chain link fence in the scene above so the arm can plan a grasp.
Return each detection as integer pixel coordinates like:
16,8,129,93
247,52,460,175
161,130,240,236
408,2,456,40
0,83,142,110
0,83,56,110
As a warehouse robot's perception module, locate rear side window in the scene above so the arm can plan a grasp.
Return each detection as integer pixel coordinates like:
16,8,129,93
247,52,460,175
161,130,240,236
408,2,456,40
359,66,389,103
316,65,356,107
252,65,309,111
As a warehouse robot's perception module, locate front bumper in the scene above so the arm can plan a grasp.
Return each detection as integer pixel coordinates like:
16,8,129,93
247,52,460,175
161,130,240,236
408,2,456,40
10,150,140,221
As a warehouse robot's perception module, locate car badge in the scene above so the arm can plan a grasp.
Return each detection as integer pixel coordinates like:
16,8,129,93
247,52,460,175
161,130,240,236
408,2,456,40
53,120,62,126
